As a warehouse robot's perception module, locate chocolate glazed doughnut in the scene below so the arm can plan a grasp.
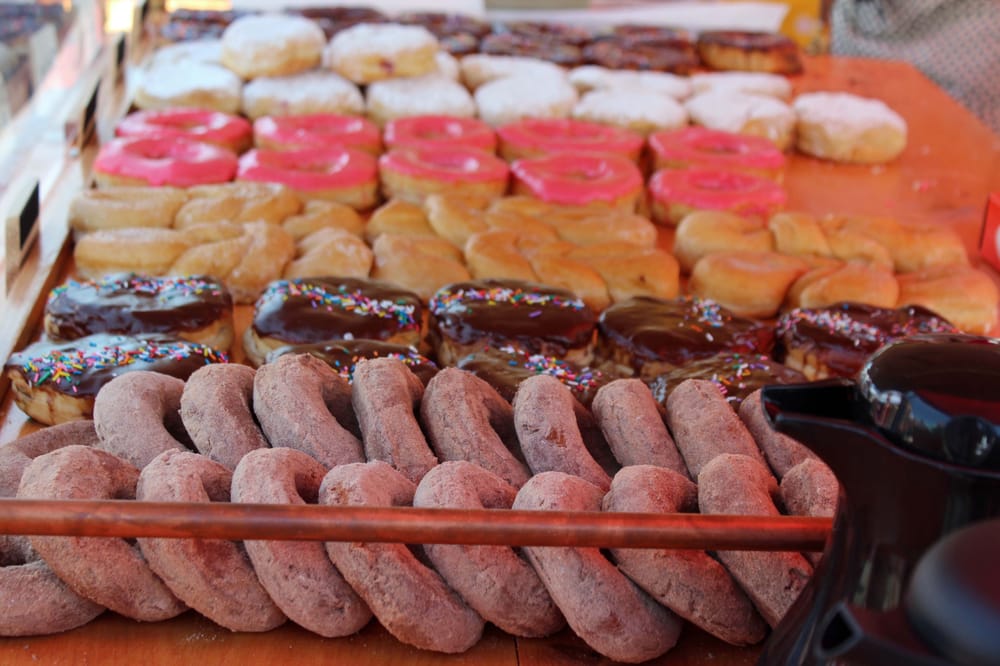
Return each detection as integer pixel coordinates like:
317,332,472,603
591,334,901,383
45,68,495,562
181,363,269,470
0,420,99,497
351,358,437,484
513,472,682,663
231,448,372,637
253,353,363,468
17,446,186,621
603,465,767,646
420,368,530,488
413,461,563,637
320,461,484,653
93,371,192,469
137,449,286,632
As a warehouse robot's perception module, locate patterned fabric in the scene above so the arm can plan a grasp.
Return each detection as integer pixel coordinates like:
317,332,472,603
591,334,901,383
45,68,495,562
831,0,1000,134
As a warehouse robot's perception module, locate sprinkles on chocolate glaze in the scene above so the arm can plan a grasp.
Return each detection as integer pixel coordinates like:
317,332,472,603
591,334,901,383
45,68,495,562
496,345,603,396
260,279,420,330
48,275,225,304
430,284,586,316
777,303,957,348
648,351,805,407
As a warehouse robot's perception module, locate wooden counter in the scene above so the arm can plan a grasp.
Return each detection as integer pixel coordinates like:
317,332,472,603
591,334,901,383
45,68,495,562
0,55,998,664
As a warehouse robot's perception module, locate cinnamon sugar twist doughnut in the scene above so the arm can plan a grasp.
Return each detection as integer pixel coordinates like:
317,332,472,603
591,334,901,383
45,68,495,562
18,446,186,621
513,472,682,663
231,448,372,637
320,461,484,653
420,368,530,488
0,420,99,497
137,449,286,632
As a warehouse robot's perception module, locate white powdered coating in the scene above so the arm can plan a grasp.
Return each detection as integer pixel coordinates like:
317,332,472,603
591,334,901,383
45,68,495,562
475,75,578,126
434,51,460,81
222,13,324,53
149,40,222,68
686,91,795,137
569,65,692,99
793,92,907,136
367,75,475,121
242,70,364,118
461,54,567,89
690,72,792,99
137,62,242,112
573,89,688,133
328,23,438,59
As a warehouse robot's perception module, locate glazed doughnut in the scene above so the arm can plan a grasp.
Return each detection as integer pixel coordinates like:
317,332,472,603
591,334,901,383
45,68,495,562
673,210,775,273
73,227,192,279
253,353,363,467
649,352,806,410
379,146,509,204
44,274,234,351
572,88,688,136
5,333,227,427
497,117,643,162
350,358,437,484
513,472,682,663
563,242,681,304
413,461,563,636
793,92,907,164
786,262,900,310
591,379,687,475
366,75,475,127
896,265,999,334
584,37,699,74
93,137,238,189
319,461,484,653
459,54,567,90
115,108,251,153
68,186,187,235
237,147,378,210
568,65,692,98
650,168,786,226
603,465,768,646
420,367,529,488
221,13,324,78
0,421,99,497
371,233,472,302
821,213,968,273
767,211,834,258
426,192,492,249
663,379,770,478
696,31,802,74
265,339,438,386
326,23,439,84
253,113,379,153
282,227,373,281
175,181,303,228
384,115,496,153
690,71,792,99
689,251,809,318
241,71,364,120
17,446,185,621
230,448,372,637
281,199,365,240
474,74,579,127
513,374,612,490
738,390,818,478
134,62,242,114
550,208,658,248
479,32,583,67
137,449,286,632
180,364,269,470
685,91,796,150
698,454,814,627
511,152,642,211
464,229,540,283
244,276,424,368
526,249,612,313
365,199,436,242
649,126,786,181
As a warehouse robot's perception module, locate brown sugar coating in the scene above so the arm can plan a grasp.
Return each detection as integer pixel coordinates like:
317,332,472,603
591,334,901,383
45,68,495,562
738,389,817,478
0,420,99,497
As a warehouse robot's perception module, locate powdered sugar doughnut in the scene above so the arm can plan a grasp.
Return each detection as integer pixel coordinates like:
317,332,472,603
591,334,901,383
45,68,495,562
366,75,474,127
690,72,791,99
793,92,907,164
568,65,692,98
474,75,578,127
687,90,796,150
231,448,372,637
137,450,286,632
135,62,242,114
326,23,439,84
320,461,484,653
221,13,325,79
413,461,563,636
0,421,99,497
572,88,687,136
18,446,185,621
460,53,566,89
591,379,687,474
241,70,363,120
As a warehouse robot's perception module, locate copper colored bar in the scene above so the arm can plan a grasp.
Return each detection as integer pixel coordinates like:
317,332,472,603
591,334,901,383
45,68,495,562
0,498,832,551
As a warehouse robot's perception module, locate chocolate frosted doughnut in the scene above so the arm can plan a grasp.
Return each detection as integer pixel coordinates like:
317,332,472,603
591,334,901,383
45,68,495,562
180,364,269,470
584,37,699,73
513,472,682,663
513,374,612,490
0,420,99,497
591,379,687,475
18,446,186,621
396,11,490,38
93,371,193,469
649,352,806,409
266,338,439,385
737,389,816,478
244,277,424,367
413,461,563,637
137,449,286,632
420,368,529,488
604,466,767,646
596,295,775,380
253,353,363,468
696,30,802,75
231,448,372,637
320,461,484,653
351,358,437,484
480,32,584,67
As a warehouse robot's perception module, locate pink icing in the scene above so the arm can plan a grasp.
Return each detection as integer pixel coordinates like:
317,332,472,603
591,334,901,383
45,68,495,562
648,127,785,173
510,152,642,205
648,168,787,216
378,146,509,183
253,114,382,154
237,147,377,191
383,115,496,153
499,118,644,159
115,108,251,150
93,137,238,187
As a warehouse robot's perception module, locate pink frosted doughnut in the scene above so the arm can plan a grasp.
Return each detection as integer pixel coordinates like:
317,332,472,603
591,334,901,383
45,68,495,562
648,126,785,178
384,115,497,153
413,461,563,637
253,114,382,154
378,145,509,203
510,152,642,211
231,448,372,637
17,446,186,622
0,420,99,497
93,136,238,188
498,118,644,161
648,167,786,225
320,461,484,653
238,146,378,209
137,449,286,632
116,108,252,153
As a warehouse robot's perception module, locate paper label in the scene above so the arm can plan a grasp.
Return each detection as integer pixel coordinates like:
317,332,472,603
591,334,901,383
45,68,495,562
4,180,41,292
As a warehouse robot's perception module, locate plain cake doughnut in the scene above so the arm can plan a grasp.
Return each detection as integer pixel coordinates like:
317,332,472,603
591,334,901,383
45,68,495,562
221,13,325,79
